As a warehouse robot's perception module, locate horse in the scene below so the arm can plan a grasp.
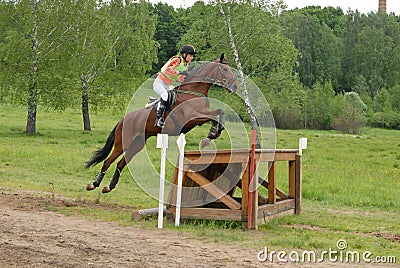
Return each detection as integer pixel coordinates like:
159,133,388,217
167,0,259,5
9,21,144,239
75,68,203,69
85,53,238,193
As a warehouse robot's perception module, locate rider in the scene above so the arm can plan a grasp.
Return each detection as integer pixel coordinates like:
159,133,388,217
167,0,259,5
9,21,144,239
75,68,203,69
153,44,196,127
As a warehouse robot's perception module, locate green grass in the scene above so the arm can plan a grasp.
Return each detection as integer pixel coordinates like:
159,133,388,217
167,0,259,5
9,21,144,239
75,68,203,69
0,104,399,261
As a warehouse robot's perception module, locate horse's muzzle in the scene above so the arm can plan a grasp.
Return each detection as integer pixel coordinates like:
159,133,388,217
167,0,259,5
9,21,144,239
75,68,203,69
230,83,238,93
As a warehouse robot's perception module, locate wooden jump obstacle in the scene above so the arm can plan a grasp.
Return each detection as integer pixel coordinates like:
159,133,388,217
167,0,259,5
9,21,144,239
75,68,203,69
165,149,302,229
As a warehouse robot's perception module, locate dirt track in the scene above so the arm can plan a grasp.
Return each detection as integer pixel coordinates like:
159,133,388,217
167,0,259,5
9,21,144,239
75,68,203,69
0,189,396,268
0,189,265,268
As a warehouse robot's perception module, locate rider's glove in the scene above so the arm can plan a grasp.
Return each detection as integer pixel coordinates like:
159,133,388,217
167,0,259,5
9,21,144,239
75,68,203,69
178,71,188,76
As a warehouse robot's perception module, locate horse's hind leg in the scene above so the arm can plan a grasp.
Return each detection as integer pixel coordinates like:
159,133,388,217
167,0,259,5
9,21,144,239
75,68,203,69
102,135,146,193
86,136,124,191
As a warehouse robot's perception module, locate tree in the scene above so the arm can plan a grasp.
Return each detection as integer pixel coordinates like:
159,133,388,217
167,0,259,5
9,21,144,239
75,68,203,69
305,83,337,130
280,9,342,90
64,0,157,130
300,6,345,34
150,3,186,74
353,26,392,99
0,0,157,133
271,85,305,129
351,75,373,114
69,0,121,131
388,85,400,112
334,92,367,134
370,88,400,129
1,0,83,134
339,12,400,94
339,10,363,92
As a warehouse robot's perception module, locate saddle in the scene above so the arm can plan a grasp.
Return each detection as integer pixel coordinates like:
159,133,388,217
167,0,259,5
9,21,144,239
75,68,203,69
145,90,177,109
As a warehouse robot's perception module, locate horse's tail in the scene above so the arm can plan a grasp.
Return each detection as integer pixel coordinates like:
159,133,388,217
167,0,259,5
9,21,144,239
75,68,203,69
85,124,117,169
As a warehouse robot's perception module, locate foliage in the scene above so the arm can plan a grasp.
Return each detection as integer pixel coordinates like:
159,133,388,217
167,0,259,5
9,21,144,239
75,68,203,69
280,9,342,89
269,84,304,129
370,89,400,129
2,0,400,132
0,0,157,133
150,3,187,74
179,0,298,130
334,92,367,134
305,83,338,130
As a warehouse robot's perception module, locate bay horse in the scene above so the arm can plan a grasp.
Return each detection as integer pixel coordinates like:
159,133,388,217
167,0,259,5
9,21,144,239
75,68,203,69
85,53,238,193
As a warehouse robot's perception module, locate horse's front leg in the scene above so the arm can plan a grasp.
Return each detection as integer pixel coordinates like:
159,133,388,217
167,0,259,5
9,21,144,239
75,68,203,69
201,108,225,148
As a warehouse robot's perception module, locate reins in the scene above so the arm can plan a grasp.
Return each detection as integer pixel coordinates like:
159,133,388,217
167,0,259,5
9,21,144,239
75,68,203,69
175,89,207,98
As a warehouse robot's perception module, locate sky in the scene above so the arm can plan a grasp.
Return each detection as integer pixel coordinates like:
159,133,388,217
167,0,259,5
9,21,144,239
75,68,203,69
148,0,400,15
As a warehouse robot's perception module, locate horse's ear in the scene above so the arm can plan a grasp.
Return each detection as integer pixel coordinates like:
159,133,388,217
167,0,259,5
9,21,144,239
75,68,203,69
219,53,225,63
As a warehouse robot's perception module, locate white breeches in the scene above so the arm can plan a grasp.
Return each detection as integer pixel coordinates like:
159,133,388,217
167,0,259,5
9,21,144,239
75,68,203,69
153,76,170,101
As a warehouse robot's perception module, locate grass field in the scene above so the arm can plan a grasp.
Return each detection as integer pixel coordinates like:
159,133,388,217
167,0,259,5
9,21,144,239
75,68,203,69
0,103,399,262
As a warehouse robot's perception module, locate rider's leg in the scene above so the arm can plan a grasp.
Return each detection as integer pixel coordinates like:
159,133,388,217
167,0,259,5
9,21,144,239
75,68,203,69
153,77,169,128
155,98,168,127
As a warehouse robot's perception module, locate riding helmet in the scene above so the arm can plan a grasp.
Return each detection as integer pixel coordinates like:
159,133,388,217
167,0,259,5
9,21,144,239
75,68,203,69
180,45,197,55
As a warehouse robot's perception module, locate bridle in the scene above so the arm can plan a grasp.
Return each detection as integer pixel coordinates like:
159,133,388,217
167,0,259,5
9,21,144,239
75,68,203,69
215,62,237,91
181,61,237,93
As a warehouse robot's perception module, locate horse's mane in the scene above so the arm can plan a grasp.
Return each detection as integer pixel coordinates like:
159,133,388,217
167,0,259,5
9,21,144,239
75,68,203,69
182,58,222,84
186,60,211,75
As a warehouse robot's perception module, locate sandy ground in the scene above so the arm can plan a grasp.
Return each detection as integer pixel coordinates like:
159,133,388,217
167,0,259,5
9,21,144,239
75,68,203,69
0,189,267,268
0,189,397,268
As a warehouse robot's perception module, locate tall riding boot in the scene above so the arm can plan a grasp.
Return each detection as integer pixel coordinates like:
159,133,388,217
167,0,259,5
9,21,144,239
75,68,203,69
155,99,167,127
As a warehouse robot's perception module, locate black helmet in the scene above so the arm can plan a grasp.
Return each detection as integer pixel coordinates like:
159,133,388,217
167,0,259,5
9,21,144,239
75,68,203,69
180,45,196,55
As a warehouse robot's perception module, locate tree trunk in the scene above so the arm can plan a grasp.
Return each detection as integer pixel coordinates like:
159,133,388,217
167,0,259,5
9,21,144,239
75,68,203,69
26,58,38,134
78,35,119,132
26,85,37,135
81,78,91,131
219,5,261,148
26,0,39,135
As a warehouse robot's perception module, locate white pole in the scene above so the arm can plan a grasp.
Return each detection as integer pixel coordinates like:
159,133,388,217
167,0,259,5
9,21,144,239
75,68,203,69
299,138,307,156
156,134,168,229
175,133,186,226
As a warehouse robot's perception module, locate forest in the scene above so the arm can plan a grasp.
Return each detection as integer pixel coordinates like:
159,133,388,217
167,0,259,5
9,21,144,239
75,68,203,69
1,0,400,134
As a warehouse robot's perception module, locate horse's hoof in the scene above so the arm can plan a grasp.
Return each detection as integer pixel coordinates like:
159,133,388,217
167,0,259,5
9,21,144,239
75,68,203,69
102,186,111,194
200,138,211,148
86,184,96,191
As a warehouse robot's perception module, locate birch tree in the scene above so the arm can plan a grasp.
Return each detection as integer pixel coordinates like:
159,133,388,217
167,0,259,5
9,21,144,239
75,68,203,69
65,0,157,131
66,0,122,131
181,0,297,147
218,4,259,145
1,0,78,134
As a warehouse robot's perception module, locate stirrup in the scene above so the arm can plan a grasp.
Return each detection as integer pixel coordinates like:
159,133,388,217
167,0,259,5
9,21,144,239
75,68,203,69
155,118,165,128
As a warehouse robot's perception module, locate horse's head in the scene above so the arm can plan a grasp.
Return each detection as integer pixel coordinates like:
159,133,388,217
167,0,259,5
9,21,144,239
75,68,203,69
185,53,238,93
209,53,238,93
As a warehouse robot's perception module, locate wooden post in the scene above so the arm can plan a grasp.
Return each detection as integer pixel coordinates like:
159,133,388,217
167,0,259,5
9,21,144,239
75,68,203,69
295,154,302,215
241,163,249,228
250,168,258,230
268,161,276,204
248,130,257,230
288,160,296,198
